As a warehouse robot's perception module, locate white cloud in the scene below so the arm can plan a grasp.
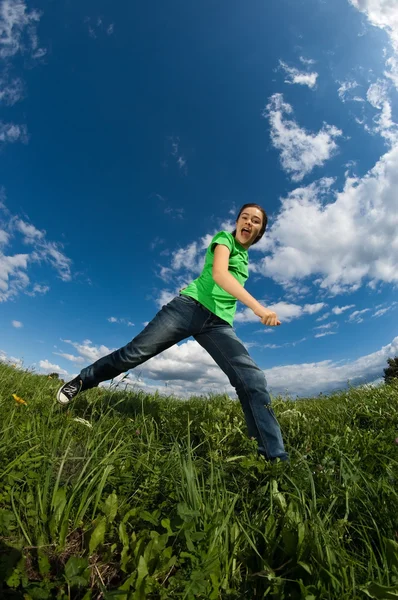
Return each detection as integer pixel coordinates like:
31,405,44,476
235,301,325,323
347,308,371,323
15,219,44,240
107,316,134,326
314,321,338,330
39,359,68,376
0,253,30,302
0,0,44,59
337,80,364,102
65,334,398,399
367,79,389,108
27,283,49,296
299,56,316,65
264,93,343,181
0,348,23,367
372,100,398,144
61,338,114,363
332,304,355,315
170,136,187,173
267,335,398,397
314,331,337,338
0,76,23,104
0,206,72,301
37,241,72,281
372,302,397,317
348,0,398,89
85,16,114,39
316,312,330,322
257,141,398,293
279,60,318,88
53,352,86,365
11,319,22,328
0,122,28,145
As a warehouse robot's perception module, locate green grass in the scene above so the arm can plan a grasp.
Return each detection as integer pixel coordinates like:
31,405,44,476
0,361,398,599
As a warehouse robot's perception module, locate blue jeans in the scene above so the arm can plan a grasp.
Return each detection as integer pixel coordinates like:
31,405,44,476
80,295,289,462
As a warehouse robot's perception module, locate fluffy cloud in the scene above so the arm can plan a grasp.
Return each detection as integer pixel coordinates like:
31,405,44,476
314,331,337,338
54,334,398,399
332,304,355,315
85,16,115,39
0,253,29,302
61,339,114,363
264,93,343,181
367,79,389,108
279,60,318,88
349,0,398,89
0,206,72,302
0,0,45,59
0,348,23,367
0,122,28,145
347,308,371,324
337,80,364,102
107,316,134,326
235,301,325,323
267,335,398,397
257,139,398,293
53,352,86,365
11,320,22,328
0,76,23,104
39,359,68,376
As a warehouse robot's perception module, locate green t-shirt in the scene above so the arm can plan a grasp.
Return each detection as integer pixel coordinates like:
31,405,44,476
180,231,249,326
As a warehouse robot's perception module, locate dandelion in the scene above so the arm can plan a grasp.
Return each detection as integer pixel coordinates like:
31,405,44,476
73,417,93,428
12,394,27,405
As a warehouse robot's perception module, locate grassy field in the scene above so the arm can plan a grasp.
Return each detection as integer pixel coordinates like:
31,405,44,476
0,361,398,599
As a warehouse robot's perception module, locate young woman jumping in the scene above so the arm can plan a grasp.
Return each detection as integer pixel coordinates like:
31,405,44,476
57,204,289,462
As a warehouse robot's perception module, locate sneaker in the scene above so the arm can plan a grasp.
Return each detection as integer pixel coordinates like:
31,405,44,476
56,376,83,405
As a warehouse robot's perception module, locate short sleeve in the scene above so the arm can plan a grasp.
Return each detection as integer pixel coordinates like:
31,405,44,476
210,231,233,255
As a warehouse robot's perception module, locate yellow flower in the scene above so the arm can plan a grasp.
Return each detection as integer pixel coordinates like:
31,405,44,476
12,394,27,406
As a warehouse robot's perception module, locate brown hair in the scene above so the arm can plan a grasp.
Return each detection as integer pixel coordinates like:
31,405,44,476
231,203,268,246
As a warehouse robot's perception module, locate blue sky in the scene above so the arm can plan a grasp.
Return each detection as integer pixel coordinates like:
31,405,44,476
1,0,397,398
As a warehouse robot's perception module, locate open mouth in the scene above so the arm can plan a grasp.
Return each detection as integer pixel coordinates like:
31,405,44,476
241,228,251,237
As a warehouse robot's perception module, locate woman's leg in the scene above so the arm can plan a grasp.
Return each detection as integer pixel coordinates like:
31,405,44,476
79,295,202,389
194,318,288,462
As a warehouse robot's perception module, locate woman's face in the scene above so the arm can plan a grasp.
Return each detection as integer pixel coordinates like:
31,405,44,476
235,208,263,248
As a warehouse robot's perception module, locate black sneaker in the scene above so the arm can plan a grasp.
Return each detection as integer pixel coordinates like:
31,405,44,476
56,376,83,405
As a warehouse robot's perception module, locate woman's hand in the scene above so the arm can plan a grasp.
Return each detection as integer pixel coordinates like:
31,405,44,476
254,306,281,326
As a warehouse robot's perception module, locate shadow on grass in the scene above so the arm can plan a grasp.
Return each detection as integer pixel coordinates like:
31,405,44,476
0,540,24,599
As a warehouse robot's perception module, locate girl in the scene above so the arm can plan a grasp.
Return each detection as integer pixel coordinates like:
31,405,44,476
57,204,289,462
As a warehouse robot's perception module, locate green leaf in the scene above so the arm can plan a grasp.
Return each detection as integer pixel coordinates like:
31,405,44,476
135,555,148,592
51,488,67,524
119,522,131,572
69,575,90,587
385,538,398,571
297,561,312,575
104,491,118,523
25,585,52,599
362,582,398,598
89,517,107,554
139,509,159,526
38,551,51,577
64,556,89,581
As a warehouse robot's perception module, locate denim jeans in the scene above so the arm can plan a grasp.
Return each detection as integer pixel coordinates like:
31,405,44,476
80,294,289,462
